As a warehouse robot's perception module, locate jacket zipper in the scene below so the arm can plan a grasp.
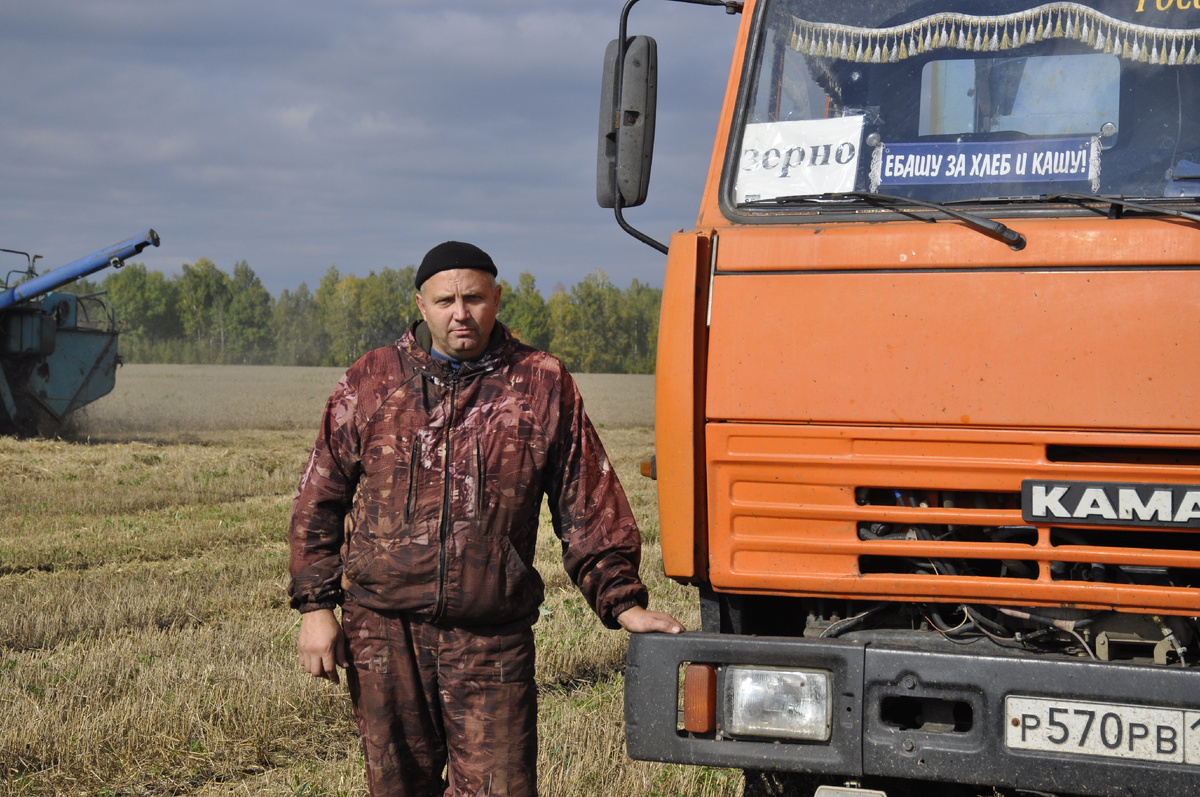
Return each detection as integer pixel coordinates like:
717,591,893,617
432,370,459,622
405,437,420,523
475,437,485,517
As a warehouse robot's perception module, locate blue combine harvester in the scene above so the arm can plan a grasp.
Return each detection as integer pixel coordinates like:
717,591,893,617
0,230,160,436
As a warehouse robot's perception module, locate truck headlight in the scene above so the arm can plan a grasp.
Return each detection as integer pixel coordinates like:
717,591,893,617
723,666,832,741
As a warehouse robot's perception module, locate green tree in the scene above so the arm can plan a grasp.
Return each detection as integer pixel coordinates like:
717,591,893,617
225,260,274,363
314,266,365,367
549,270,626,373
177,258,232,360
358,265,420,351
60,259,662,370
619,279,661,374
272,282,326,366
101,263,183,360
103,263,182,340
499,271,550,351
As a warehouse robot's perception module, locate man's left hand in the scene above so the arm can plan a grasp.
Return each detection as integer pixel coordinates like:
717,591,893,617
617,605,685,634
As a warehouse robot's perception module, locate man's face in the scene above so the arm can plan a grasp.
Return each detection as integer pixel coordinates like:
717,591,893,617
415,268,502,360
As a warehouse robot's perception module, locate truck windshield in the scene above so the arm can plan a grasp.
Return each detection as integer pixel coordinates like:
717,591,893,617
731,0,1200,206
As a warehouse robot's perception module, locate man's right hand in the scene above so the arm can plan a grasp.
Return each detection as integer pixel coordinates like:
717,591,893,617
297,608,349,684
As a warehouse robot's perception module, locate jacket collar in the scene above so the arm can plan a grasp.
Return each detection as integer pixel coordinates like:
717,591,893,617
402,320,511,380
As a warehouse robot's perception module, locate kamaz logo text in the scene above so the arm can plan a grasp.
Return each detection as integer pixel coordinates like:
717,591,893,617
1022,481,1200,528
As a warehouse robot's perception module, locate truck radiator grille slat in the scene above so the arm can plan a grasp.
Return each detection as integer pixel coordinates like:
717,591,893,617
707,425,1200,616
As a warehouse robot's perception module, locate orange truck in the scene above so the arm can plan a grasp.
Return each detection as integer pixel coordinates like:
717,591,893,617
597,0,1200,795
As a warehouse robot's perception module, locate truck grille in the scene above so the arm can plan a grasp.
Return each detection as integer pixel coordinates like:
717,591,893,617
706,425,1200,616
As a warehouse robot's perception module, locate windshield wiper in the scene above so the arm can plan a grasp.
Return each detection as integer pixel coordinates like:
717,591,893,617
1044,192,1200,225
743,191,1027,251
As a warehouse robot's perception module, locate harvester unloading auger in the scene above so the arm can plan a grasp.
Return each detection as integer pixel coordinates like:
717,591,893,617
0,229,160,436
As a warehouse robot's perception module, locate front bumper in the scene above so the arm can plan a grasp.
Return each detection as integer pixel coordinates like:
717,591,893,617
625,632,1200,796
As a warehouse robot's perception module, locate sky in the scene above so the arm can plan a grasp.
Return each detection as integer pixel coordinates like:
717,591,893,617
0,1,740,296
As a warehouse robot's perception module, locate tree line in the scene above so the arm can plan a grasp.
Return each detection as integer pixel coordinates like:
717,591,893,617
68,259,661,373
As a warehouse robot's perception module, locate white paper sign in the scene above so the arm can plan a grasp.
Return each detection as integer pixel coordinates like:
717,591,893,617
735,116,864,203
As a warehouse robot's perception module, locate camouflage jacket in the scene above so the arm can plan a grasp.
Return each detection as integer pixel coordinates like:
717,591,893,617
287,321,648,629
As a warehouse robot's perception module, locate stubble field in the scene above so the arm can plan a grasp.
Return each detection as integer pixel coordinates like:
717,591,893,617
0,365,739,796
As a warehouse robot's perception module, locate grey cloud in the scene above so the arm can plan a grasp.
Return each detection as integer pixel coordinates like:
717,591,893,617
0,1,738,293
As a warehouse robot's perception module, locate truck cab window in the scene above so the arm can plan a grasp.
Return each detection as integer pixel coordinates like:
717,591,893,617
919,54,1120,146
732,0,1200,206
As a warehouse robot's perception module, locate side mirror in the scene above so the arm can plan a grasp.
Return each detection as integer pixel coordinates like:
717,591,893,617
596,35,658,208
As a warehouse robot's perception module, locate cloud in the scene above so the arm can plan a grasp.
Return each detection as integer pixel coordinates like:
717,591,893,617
0,0,739,294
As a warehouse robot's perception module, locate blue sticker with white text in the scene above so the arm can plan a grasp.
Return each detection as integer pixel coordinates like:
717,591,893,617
871,137,1099,190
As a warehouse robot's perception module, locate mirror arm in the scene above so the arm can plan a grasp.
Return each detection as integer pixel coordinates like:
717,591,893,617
613,0,670,254
616,195,670,254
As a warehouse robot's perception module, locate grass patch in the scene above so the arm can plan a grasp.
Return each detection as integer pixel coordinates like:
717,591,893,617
0,367,732,797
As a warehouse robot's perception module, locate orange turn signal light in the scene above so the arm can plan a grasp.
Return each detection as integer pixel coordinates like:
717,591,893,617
683,663,717,734
640,455,657,479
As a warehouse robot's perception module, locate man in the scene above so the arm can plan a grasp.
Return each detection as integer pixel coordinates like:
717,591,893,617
288,240,683,797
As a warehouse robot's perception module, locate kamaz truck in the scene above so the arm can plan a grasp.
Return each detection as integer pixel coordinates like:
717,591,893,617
597,1,1200,795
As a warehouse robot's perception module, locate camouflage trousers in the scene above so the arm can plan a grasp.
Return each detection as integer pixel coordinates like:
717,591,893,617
342,603,539,797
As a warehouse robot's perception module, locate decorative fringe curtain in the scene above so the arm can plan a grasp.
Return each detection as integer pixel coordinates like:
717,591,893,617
789,2,1200,66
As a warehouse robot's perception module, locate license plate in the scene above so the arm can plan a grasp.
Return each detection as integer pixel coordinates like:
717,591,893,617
1006,696,1200,764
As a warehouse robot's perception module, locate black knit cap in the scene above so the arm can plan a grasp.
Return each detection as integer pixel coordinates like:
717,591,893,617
415,241,497,290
